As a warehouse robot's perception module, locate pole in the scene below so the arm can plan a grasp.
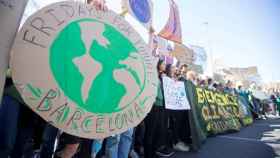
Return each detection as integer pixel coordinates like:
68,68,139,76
0,0,29,103
203,22,214,77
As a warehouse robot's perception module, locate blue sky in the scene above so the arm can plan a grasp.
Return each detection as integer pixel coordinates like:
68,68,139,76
25,0,280,82
153,0,280,82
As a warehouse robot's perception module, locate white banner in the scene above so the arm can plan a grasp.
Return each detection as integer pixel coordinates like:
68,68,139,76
162,76,190,110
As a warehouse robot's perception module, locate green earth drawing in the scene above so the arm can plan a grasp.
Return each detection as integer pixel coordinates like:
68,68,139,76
49,18,146,114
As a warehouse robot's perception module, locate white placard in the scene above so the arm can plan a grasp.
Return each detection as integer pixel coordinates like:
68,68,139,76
162,76,191,110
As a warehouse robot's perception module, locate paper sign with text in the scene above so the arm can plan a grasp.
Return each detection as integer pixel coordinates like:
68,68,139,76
162,76,190,110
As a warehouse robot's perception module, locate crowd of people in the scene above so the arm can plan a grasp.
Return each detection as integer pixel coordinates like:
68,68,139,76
0,58,190,158
2,56,280,158
189,73,280,119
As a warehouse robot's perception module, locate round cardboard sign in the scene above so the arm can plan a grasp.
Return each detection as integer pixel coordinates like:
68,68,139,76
10,1,158,139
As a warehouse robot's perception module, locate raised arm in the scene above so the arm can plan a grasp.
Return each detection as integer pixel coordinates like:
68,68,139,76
87,0,108,11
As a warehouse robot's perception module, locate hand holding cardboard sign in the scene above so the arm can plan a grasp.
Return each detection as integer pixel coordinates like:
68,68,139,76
88,0,108,11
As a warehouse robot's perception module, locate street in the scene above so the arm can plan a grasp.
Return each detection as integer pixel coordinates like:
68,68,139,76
173,118,280,158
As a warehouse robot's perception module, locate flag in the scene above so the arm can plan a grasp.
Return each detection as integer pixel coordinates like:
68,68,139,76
158,0,182,43
122,0,153,29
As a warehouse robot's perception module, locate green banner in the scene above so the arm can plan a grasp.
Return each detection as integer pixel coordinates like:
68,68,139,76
193,87,253,135
178,80,253,150
237,95,254,126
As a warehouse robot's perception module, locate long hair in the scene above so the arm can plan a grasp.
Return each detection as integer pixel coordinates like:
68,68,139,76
165,64,173,78
4,77,13,89
157,59,165,80
157,59,164,72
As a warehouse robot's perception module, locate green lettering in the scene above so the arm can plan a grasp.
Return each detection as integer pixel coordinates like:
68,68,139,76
96,116,105,133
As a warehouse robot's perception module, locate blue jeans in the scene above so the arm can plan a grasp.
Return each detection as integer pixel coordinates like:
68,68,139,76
0,95,20,157
91,139,103,157
105,128,134,158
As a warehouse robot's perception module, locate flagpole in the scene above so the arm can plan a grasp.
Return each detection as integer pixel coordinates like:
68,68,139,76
203,22,214,78
0,0,29,103
119,9,128,16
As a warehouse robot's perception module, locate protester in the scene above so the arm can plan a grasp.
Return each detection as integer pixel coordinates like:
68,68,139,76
177,64,192,147
53,133,81,158
105,128,134,158
186,71,197,85
212,82,218,91
40,123,91,158
217,83,225,92
40,124,59,158
132,122,145,158
276,95,280,116
165,64,177,79
144,59,174,158
165,64,190,152
236,85,244,94
270,95,278,116
199,80,207,88
224,80,234,95
207,78,215,90
0,77,20,158
0,74,46,158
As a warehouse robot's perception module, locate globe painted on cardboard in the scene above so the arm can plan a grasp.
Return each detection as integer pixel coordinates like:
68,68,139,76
50,18,145,114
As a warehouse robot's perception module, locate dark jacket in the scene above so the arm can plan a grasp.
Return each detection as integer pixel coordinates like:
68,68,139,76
154,76,165,107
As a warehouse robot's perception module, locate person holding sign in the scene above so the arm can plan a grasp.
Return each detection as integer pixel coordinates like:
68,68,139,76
164,64,191,152
144,59,174,158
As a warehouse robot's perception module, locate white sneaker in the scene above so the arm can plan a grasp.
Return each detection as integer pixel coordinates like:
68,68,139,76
173,142,190,152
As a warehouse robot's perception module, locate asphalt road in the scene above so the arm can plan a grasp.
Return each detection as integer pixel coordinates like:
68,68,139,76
172,118,280,158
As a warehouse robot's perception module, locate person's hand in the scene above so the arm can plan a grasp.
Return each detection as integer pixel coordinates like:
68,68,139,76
88,0,108,11
149,27,155,34
57,144,79,158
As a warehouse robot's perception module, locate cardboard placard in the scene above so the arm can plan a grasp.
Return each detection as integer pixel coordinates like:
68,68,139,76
10,1,158,139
